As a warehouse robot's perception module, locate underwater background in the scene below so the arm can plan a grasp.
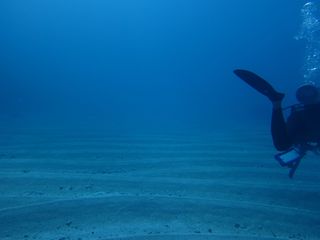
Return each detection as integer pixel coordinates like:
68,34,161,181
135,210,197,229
1,0,320,240
0,0,308,134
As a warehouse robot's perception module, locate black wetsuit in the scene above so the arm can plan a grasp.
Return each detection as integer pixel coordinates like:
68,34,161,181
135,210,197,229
272,103,320,151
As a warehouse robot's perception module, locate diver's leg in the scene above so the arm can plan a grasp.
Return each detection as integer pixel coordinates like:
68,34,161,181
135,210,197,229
271,102,291,151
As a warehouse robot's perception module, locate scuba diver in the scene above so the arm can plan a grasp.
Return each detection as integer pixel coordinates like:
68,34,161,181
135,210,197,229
234,69,320,178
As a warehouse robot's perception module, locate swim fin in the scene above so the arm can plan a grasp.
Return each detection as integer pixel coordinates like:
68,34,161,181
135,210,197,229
233,69,284,102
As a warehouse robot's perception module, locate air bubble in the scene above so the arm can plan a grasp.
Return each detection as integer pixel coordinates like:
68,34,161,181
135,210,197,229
296,1,320,83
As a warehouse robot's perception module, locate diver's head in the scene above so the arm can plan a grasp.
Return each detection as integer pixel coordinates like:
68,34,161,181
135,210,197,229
296,82,320,104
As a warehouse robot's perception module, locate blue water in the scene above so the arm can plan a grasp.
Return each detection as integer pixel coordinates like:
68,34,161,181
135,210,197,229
0,0,311,134
1,1,320,240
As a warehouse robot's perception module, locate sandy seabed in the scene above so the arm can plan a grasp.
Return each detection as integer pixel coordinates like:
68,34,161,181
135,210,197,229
0,128,319,240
